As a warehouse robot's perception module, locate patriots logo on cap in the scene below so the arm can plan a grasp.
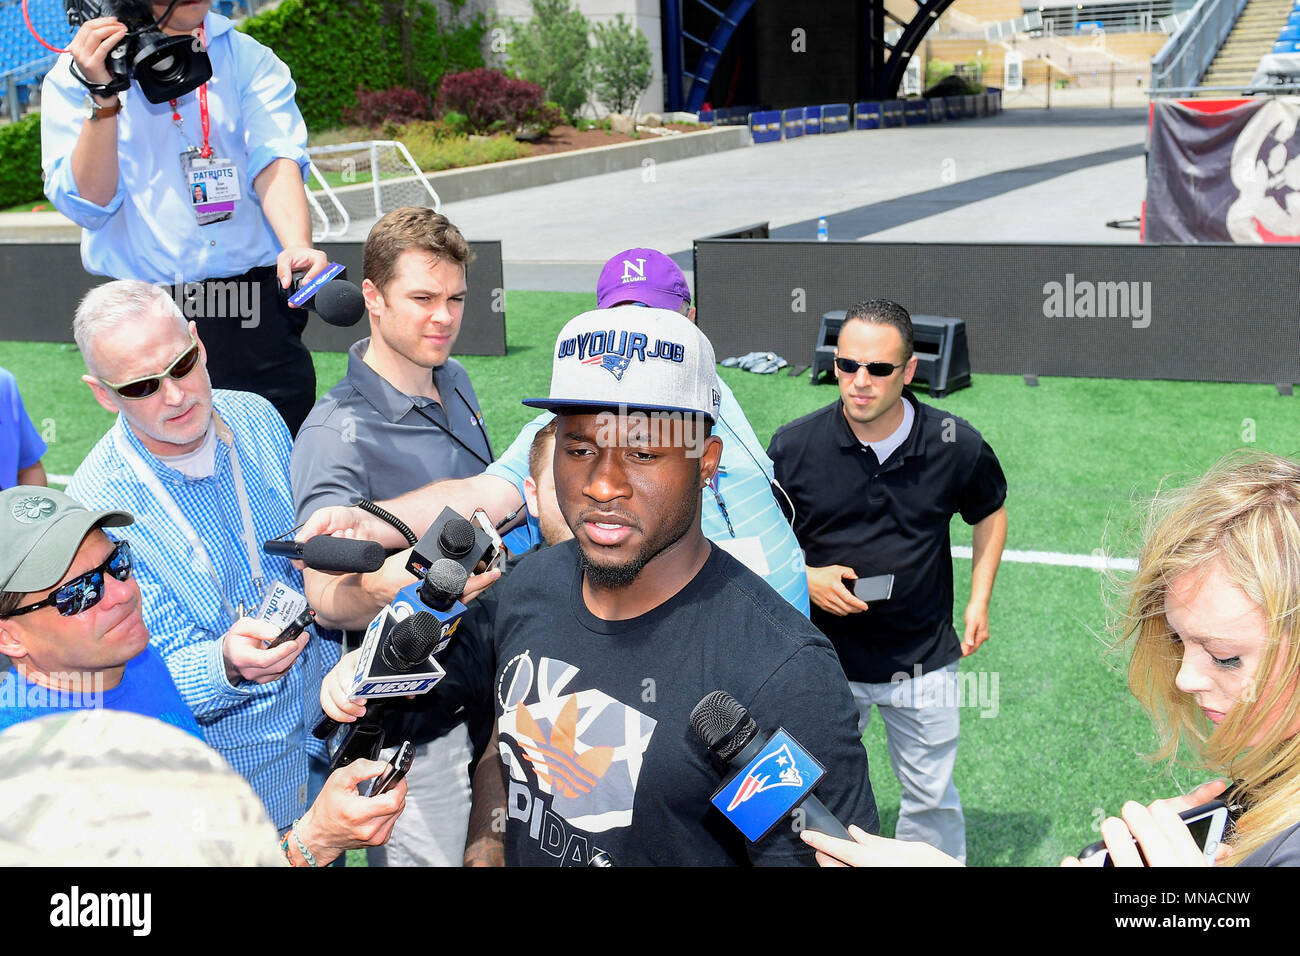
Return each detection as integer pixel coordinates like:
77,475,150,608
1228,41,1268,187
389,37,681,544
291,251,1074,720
583,352,632,380
726,743,805,812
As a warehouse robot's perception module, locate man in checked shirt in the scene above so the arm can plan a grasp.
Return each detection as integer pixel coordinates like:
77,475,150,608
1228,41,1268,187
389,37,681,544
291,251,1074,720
66,279,343,833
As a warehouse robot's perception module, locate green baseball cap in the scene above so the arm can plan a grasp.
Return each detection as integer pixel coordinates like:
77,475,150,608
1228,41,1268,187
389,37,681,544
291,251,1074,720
0,487,133,595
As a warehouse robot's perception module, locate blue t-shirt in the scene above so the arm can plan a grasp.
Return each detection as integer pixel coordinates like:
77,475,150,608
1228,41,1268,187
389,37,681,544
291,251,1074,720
0,645,202,739
486,380,811,616
0,367,47,490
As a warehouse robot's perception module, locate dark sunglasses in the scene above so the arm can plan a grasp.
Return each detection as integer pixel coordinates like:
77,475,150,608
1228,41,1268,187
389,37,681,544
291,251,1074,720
100,336,201,399
5,540,134,618
835,356,906,378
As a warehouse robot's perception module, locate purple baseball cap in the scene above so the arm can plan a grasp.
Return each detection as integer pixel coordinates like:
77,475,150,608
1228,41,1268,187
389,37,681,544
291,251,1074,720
596,248,692,313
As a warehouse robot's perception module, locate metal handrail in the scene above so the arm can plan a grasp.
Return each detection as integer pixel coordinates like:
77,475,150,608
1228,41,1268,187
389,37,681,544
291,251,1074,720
1150,0,1249,89
1149,83,1300,94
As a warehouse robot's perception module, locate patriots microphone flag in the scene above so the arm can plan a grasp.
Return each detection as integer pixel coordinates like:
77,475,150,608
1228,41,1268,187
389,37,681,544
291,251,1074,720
691,690,849,844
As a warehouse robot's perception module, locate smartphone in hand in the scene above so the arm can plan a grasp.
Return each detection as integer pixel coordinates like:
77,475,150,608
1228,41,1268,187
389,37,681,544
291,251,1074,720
1077,800,1232,866
368,740,415,797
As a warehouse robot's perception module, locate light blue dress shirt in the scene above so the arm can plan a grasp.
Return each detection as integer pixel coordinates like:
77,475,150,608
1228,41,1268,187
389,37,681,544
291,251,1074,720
41,12,309,283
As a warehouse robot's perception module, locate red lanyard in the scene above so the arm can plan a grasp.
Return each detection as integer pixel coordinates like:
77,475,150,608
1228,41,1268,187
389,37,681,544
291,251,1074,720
169,25,212,158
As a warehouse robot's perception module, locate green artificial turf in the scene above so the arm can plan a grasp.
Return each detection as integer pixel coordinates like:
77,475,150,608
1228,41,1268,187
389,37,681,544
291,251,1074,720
3,288,1296,867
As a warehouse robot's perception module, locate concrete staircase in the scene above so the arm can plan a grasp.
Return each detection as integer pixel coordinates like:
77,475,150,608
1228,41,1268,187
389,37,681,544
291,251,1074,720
1200,0,1295,87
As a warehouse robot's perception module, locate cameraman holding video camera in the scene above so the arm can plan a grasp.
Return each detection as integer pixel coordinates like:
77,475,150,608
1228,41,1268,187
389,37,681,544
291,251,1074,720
41,0,326,433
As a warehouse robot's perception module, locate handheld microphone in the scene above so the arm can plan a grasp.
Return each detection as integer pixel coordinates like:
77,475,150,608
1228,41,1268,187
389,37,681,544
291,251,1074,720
286,263,366,328
263,535,386,573
312,608,448,765
311,559,470,752
391,557,470,661
690,690,851,843
309,279,367,328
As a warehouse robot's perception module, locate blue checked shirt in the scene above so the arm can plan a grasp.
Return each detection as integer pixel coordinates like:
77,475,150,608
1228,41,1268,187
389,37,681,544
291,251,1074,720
487,380,811,615
67,390,339,830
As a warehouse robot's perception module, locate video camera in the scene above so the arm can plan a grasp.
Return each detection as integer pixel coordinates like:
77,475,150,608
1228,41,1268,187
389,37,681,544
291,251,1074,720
65,0,212,102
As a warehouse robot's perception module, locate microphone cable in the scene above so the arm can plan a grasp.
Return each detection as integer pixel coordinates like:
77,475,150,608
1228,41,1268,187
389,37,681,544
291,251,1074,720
356,498,418,547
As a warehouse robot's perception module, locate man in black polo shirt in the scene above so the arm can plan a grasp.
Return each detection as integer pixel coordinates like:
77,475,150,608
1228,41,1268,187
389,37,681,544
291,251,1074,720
290,206,494,867
767,298,1007,864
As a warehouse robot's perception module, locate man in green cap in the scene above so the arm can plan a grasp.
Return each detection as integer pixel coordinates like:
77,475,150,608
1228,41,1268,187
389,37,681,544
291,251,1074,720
0,486,202,737
0,485,413,866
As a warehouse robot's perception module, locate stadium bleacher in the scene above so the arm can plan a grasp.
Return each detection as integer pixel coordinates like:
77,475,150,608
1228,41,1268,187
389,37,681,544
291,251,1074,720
0,0,73,115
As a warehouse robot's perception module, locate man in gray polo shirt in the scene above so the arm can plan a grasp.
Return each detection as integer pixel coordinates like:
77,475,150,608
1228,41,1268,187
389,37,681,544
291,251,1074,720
290,206,492,867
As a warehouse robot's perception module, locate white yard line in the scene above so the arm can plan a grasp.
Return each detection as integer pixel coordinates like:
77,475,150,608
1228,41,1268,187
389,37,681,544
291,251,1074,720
951,545,1137,571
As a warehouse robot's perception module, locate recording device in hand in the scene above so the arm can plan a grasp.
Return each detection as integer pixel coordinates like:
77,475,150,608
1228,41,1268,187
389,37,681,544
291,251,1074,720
407,508,503,580
64,0,212,102
367,740,414,797
266,608,314,650
1076,800,1233,866
262,534,385,573
690,690,852,843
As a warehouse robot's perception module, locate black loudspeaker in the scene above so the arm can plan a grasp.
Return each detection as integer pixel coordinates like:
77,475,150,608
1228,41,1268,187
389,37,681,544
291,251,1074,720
809,310,845,384
910,315,971,398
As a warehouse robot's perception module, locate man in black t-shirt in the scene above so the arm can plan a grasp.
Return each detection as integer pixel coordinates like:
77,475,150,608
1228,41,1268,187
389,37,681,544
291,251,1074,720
767,298,1007,864
467,306,879,866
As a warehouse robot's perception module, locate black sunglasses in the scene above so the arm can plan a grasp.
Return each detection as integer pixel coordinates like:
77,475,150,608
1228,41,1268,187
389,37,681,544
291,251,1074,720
834,356,906,378
100,336,202,400
5,540,134,618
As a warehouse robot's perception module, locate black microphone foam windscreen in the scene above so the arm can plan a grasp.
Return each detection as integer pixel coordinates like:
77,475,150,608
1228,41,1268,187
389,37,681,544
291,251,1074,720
422,558,469,607
313,279,366,327
300,535,386,572
438,517,477,557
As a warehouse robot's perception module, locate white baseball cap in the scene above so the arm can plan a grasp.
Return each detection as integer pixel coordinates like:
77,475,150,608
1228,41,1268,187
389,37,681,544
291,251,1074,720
524,306,721,420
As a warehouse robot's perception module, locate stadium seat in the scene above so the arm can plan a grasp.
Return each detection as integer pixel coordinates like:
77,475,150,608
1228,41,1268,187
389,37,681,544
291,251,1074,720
0,0,69,93
1280,25,1300,41
1274,41,1292,53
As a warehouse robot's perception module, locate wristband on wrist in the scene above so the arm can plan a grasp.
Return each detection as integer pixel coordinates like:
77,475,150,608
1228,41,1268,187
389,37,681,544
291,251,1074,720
291,818,320,867
280,831,297,866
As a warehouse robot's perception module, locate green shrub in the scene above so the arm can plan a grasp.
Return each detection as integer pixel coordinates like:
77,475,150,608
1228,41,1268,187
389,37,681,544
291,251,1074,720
590,13,652,115
241,0,487,131
508,0,591,118
441,110,470,134
0,114,44,209
393,121,530,170
925,59,953,88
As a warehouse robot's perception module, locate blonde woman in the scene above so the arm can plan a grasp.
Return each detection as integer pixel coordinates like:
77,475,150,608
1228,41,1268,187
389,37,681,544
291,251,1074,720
803,451,1300,867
